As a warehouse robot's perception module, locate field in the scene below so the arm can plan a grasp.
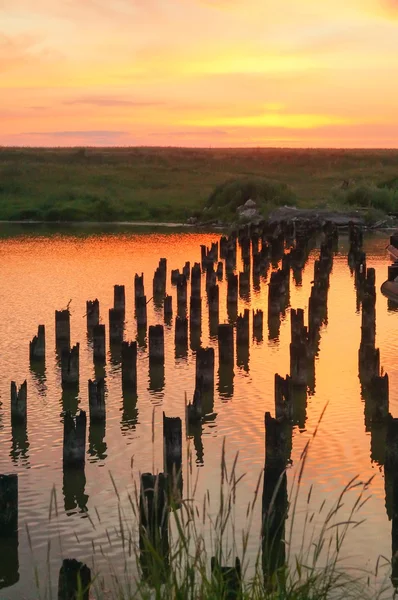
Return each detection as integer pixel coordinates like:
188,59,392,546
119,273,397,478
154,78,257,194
0,147,398,222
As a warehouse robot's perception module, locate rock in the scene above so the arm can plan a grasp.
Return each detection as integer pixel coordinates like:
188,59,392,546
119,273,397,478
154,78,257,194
244,199,257,209
187,216,198,225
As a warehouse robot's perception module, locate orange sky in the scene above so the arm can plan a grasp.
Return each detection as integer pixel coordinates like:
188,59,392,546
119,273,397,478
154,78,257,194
1,0,398,147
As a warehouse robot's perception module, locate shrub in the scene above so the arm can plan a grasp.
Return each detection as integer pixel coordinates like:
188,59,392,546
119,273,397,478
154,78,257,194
342,185,398,214
207,177,296,211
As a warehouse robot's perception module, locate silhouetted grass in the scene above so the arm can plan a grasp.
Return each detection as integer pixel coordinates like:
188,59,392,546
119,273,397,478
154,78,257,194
1,147,398,222
28,410,393,600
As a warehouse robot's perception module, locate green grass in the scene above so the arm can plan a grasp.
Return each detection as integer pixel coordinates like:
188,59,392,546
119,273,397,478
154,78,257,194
1,147,398,222
30,418,392,599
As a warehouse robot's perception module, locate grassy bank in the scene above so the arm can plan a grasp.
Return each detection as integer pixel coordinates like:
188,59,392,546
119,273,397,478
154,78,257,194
1,147,398,222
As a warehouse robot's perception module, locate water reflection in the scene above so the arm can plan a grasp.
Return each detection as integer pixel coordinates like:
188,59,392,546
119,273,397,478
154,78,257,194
1,226,398,598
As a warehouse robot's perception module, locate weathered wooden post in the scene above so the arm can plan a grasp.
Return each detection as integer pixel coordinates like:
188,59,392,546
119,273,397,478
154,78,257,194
163,413,182,506
218,323,234,397
262,412,290,582
0,474,19,589
191,262,201,299
216,261,223,281
236,310,250,370
109,308,124,344
61,344,80,387
253,309,263,342
11,381,27,425
211,556,241,599
239,270,250,299
183,261,190,279
92,324,106,362
227,273,238,323
290,341,308,387
55,309,70,349
290,308,306,344
164,295,173,324
384,415,398,587
136,295,147,329
30,325,45,362
175,316,188,359
208,283,219,337
86,299,100,331
206,264,217,291
114,284,126,314
359,345,380,386
176,274,188,317
368,373,389,423
88,378,106,422
121,341,137,391
274,374,293,421
171,269,180,285
139,472,169,581
88,412,106,461
135,273,145,302
149,325,164,365
63,410,86,467
149,325,165,391
58,559,91,600
218,323,234,365
196,347,215,391
190,296,202,350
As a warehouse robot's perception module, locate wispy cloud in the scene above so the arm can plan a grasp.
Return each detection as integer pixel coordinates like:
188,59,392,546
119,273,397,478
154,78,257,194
64,95,164,107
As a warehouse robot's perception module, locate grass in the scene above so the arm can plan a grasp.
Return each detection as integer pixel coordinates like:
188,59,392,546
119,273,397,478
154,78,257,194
30,412,393,600
1,147,398,223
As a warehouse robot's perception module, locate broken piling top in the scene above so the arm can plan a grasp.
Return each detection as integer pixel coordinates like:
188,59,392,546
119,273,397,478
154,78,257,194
86,299,100,330
63,410,87,467
274,374,293,421
149,325,165,363
55,309,71,346
30,324,45,361
290,308,306,344
264,411,292,471
191,262,202,298
163,413,182,470
58,559,91,600
134,273,145,299
61,343,80,385
11,380,27,424
135,295,148,327
369,373,389,423
196,347,215,390
114,285,126,313
289,341,308,387
0,474,18,535
88,378,106,421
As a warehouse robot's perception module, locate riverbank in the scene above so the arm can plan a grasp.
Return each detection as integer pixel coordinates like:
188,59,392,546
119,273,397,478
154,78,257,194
1,147,397,223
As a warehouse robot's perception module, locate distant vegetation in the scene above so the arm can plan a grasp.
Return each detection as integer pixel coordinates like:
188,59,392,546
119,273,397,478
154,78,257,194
1,147,398,222
206,176,296,220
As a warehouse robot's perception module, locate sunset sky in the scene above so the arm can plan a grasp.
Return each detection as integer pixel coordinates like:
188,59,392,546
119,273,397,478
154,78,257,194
1,0,398,147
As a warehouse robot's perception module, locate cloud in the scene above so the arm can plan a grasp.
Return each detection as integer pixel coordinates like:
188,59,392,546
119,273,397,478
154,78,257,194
150,129,228,137
64,95,164,107
23,130,129,137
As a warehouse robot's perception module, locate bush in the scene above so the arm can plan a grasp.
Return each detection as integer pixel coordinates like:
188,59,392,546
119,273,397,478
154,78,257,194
206,177,296,218
342,185,398,214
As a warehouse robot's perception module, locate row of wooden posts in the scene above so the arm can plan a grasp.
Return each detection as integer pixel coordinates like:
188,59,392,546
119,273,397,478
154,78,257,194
6,218,398,594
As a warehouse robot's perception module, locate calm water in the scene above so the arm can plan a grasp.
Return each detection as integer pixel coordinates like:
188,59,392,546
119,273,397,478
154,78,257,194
0,226,397,598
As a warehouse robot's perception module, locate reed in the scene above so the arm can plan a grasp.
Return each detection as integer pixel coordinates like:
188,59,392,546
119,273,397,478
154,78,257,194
28,409,392,600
